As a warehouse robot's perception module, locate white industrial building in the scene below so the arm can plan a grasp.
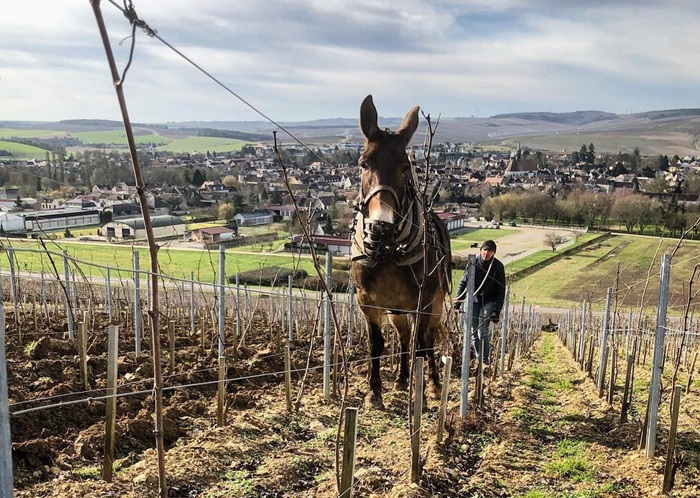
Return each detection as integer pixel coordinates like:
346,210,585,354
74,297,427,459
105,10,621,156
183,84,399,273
0,212,25,232
100,215,186,241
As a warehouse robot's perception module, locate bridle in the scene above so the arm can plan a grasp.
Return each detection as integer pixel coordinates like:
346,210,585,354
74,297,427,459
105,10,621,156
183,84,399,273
351,173,423,266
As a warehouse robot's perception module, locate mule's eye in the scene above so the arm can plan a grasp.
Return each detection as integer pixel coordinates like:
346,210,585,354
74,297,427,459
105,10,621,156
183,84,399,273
359,159,368,169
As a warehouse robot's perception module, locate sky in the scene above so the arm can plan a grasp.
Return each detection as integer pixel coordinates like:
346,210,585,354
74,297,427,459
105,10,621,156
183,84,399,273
2,0,700,124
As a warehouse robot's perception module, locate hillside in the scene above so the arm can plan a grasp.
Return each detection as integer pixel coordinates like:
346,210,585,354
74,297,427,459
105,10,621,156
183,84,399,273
2,106,700,156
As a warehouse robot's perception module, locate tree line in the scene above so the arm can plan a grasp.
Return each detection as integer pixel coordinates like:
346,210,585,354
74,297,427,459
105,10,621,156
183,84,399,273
481,188,699,236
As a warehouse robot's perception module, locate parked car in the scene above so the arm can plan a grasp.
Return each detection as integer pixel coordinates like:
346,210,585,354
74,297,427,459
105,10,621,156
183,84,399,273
508,221,517,227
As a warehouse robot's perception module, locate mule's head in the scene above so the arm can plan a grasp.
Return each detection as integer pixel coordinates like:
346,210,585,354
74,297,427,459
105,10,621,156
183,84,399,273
357,95,419,261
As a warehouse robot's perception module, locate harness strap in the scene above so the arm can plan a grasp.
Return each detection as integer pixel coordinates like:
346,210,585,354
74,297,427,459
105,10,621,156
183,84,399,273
359,184,401,212
352,176,431,267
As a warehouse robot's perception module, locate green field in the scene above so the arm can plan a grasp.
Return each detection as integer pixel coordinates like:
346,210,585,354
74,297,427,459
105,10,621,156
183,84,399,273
510,235,699,312
0,140,50,159
0,128,66,138
0,126,249,154
0,239,319,284
72,130,169,146
156,136,250,153
505,233,600,275
450,228,517,252
2,234,697,314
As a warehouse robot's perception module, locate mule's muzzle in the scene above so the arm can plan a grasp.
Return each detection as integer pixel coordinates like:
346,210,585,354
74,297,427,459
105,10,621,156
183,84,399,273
363,219,396,260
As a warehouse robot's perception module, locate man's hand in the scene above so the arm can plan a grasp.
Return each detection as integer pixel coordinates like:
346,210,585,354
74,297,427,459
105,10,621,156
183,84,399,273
489,311,501,323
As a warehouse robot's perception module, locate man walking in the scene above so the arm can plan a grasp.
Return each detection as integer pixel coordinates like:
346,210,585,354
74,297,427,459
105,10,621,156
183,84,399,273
454,239,506,365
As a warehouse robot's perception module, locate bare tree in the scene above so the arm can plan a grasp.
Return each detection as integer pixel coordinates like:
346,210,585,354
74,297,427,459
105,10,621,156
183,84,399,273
544,231,564,251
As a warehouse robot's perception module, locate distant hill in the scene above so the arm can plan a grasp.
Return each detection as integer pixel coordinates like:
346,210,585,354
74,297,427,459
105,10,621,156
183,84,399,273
194,128,271,142
630,109,700,120
4,107,700,156
58,119,124,127
490,111,618,126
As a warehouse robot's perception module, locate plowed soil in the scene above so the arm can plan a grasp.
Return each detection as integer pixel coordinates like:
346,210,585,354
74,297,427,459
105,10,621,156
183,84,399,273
5,309,700,497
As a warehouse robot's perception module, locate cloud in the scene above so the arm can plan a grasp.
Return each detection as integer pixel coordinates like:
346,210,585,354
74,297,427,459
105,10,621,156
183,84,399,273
2,0,699,122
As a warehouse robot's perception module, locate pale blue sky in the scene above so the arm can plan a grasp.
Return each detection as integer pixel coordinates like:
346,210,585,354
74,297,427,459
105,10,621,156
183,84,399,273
2,0,699,122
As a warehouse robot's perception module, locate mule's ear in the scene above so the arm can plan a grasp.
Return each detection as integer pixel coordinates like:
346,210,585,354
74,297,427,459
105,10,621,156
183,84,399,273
360,95,380,140
397,105,419,142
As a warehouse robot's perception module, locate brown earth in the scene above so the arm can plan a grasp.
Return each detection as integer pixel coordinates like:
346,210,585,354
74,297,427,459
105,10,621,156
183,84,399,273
5,309,700,497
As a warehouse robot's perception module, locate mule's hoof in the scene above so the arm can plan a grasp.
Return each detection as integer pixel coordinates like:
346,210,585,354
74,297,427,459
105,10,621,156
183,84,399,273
394,378,409,391
364,392,384,410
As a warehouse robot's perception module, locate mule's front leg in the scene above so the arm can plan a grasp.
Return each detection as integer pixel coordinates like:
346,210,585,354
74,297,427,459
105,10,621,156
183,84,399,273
365,318,385,409
419,305,443,400
425,346,442,399
389,314,410,390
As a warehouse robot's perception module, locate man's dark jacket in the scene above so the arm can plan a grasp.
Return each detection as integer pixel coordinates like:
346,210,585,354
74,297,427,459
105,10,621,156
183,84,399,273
455,256,506,314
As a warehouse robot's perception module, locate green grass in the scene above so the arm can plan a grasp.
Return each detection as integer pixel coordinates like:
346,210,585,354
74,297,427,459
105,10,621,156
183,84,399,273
4,232,698,313
450,228,516,251
23,340,38,357
71,465,103,479
185,221,228,231
0,239,320,283
511,235,700,310
0,140,49,158
519,483,624,498
555,439,586,458
544,440,594,483
0,128,66,138
554,378,574,391
545,455,595,482
451,232,603,297
0,126,247,153
505,233,600,275
72,130,169,145
209,470,255,497
156,136,249,153
519,491,553,498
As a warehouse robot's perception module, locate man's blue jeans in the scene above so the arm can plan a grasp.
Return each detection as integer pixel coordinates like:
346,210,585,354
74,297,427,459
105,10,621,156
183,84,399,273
472,301,496,364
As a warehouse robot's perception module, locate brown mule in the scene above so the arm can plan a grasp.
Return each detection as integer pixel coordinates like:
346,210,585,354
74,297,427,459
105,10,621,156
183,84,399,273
351,95,452,409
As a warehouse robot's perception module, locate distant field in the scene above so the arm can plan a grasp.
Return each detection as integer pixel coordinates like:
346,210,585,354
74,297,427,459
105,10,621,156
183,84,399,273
0,126,249,154
185,221,227,231
511,235,700,312
0,140,49,158
505,233,600,275
1,234,697,314
72,130,169,145
0,239,318,283
450,228,516,251
156,136,250,153
0,128,66,138
498,131,697,156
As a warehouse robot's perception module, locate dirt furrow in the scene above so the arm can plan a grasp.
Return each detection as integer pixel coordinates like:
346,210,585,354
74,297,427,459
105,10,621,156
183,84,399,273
464,333,682,498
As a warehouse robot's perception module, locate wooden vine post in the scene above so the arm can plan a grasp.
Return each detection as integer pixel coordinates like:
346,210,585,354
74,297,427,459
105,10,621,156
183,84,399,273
339,407,359,498
436,356,453,445
662,385,683,492
90,2,168,494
